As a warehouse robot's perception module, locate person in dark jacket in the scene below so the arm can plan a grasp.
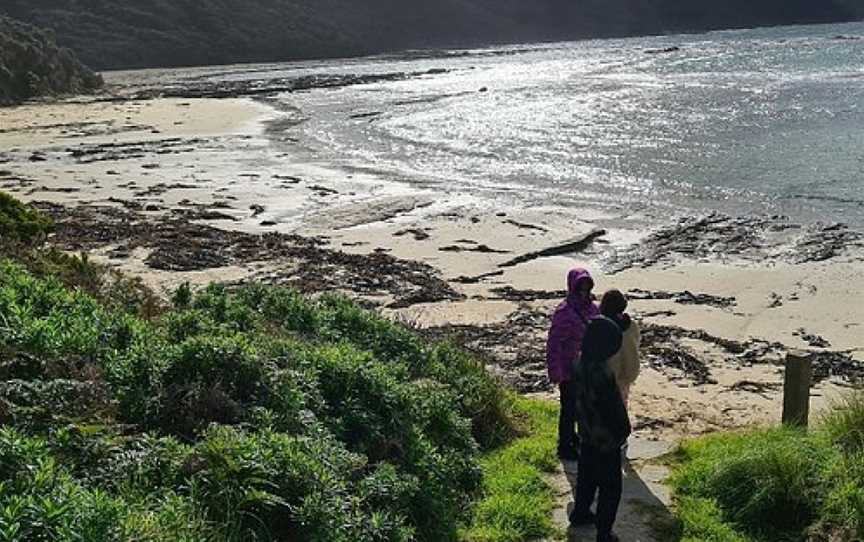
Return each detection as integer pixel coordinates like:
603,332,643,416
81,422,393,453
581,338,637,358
569,315,631,542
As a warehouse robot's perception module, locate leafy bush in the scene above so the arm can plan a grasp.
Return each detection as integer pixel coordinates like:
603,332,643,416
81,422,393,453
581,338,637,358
0,260,519,540
0,192,52,245
0,427,216,542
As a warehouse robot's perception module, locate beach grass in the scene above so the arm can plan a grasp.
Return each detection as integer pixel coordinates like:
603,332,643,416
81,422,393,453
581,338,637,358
670,393,864,542
461,397,560,542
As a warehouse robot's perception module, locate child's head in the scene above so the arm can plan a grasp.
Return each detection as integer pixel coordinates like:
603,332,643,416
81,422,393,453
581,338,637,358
600,289,628,317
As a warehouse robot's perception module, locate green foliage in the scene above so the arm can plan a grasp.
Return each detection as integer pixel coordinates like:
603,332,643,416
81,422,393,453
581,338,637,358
0,427,217,541
0,16,102,105
674,497,748,542
0,259,523,541
0,192,52,245
672,428,830,538
671,393,864,541
461,397,559,542
821,393,864,455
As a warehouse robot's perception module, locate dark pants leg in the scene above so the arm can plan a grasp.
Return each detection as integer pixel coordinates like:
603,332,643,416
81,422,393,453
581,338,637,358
576,445,623,540
572,444,599,518
557,380,578,458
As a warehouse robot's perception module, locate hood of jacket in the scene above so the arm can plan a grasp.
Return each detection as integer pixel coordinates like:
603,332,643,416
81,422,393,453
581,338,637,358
567,268,595,301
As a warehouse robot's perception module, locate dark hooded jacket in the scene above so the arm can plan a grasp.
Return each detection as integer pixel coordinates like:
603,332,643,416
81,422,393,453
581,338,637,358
572,315,631,451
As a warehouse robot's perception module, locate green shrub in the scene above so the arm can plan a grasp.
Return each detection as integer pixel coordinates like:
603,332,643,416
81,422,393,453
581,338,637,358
316,294,426,370
188,425,419,541
0,261,520,541
0,427,214,542
426,343,516,450
0,192,52,246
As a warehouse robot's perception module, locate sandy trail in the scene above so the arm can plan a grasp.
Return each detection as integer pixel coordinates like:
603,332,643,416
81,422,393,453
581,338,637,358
549,435,674,542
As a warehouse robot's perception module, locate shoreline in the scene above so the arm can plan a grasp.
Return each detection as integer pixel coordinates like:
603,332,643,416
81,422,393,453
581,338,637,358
2,87,863,444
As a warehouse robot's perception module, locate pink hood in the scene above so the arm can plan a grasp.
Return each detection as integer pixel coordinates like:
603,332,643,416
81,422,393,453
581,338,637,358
545,268,600,383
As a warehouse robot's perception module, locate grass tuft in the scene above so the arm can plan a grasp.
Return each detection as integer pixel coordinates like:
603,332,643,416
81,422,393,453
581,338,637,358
461,397,559,542
671,392,864,541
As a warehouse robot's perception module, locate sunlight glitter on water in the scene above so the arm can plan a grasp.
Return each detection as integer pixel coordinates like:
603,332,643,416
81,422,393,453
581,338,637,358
267,21,864,226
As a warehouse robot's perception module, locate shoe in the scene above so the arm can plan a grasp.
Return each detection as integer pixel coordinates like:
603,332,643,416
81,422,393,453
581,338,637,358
597,531,620,542
568,510,596,527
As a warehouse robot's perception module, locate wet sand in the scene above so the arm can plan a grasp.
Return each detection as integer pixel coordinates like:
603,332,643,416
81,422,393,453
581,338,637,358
2,85,863,447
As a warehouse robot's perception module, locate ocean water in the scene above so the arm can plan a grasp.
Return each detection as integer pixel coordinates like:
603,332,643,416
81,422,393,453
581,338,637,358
217,22,864,227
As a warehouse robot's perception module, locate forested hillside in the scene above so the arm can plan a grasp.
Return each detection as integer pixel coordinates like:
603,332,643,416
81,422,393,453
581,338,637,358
2,0,862,71
0,15,102,104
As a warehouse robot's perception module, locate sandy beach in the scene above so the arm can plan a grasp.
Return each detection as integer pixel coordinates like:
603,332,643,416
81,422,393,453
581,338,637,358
2,80,862,449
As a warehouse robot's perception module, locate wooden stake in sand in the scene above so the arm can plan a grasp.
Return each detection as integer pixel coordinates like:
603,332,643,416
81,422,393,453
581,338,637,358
782,351,812,427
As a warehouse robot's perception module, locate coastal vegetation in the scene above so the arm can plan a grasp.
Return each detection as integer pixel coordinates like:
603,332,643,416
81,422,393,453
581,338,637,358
0,15,102,105
463,398,559,542
0,191,560,541
670,393,864,541
2,0,863,70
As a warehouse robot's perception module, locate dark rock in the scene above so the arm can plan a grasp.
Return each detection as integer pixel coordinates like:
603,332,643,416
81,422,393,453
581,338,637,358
794,328,831,348
498,229,606,268
489,286,566,301
646,346,716,385
273,175,302,183
37,202,464,310
451,270,505,284
645,46,681,54
439,244,509,254
394,228,430,241
605,213,864,273
627,288,736,309
309,185,338,196
503,219,548,232
349,111,383,120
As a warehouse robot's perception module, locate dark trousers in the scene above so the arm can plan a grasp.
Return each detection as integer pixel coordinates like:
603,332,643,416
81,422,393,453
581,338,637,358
573,443,623,538
557,380,579,457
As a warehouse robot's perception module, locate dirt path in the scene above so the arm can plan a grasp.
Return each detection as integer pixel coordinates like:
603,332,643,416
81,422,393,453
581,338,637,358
549,435,675,542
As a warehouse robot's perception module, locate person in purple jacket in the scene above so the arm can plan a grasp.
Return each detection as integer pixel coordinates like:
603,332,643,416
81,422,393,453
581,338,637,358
546,268,600,460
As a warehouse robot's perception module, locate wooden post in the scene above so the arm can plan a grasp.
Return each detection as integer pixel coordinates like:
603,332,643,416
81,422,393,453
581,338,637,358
782,351,812,427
